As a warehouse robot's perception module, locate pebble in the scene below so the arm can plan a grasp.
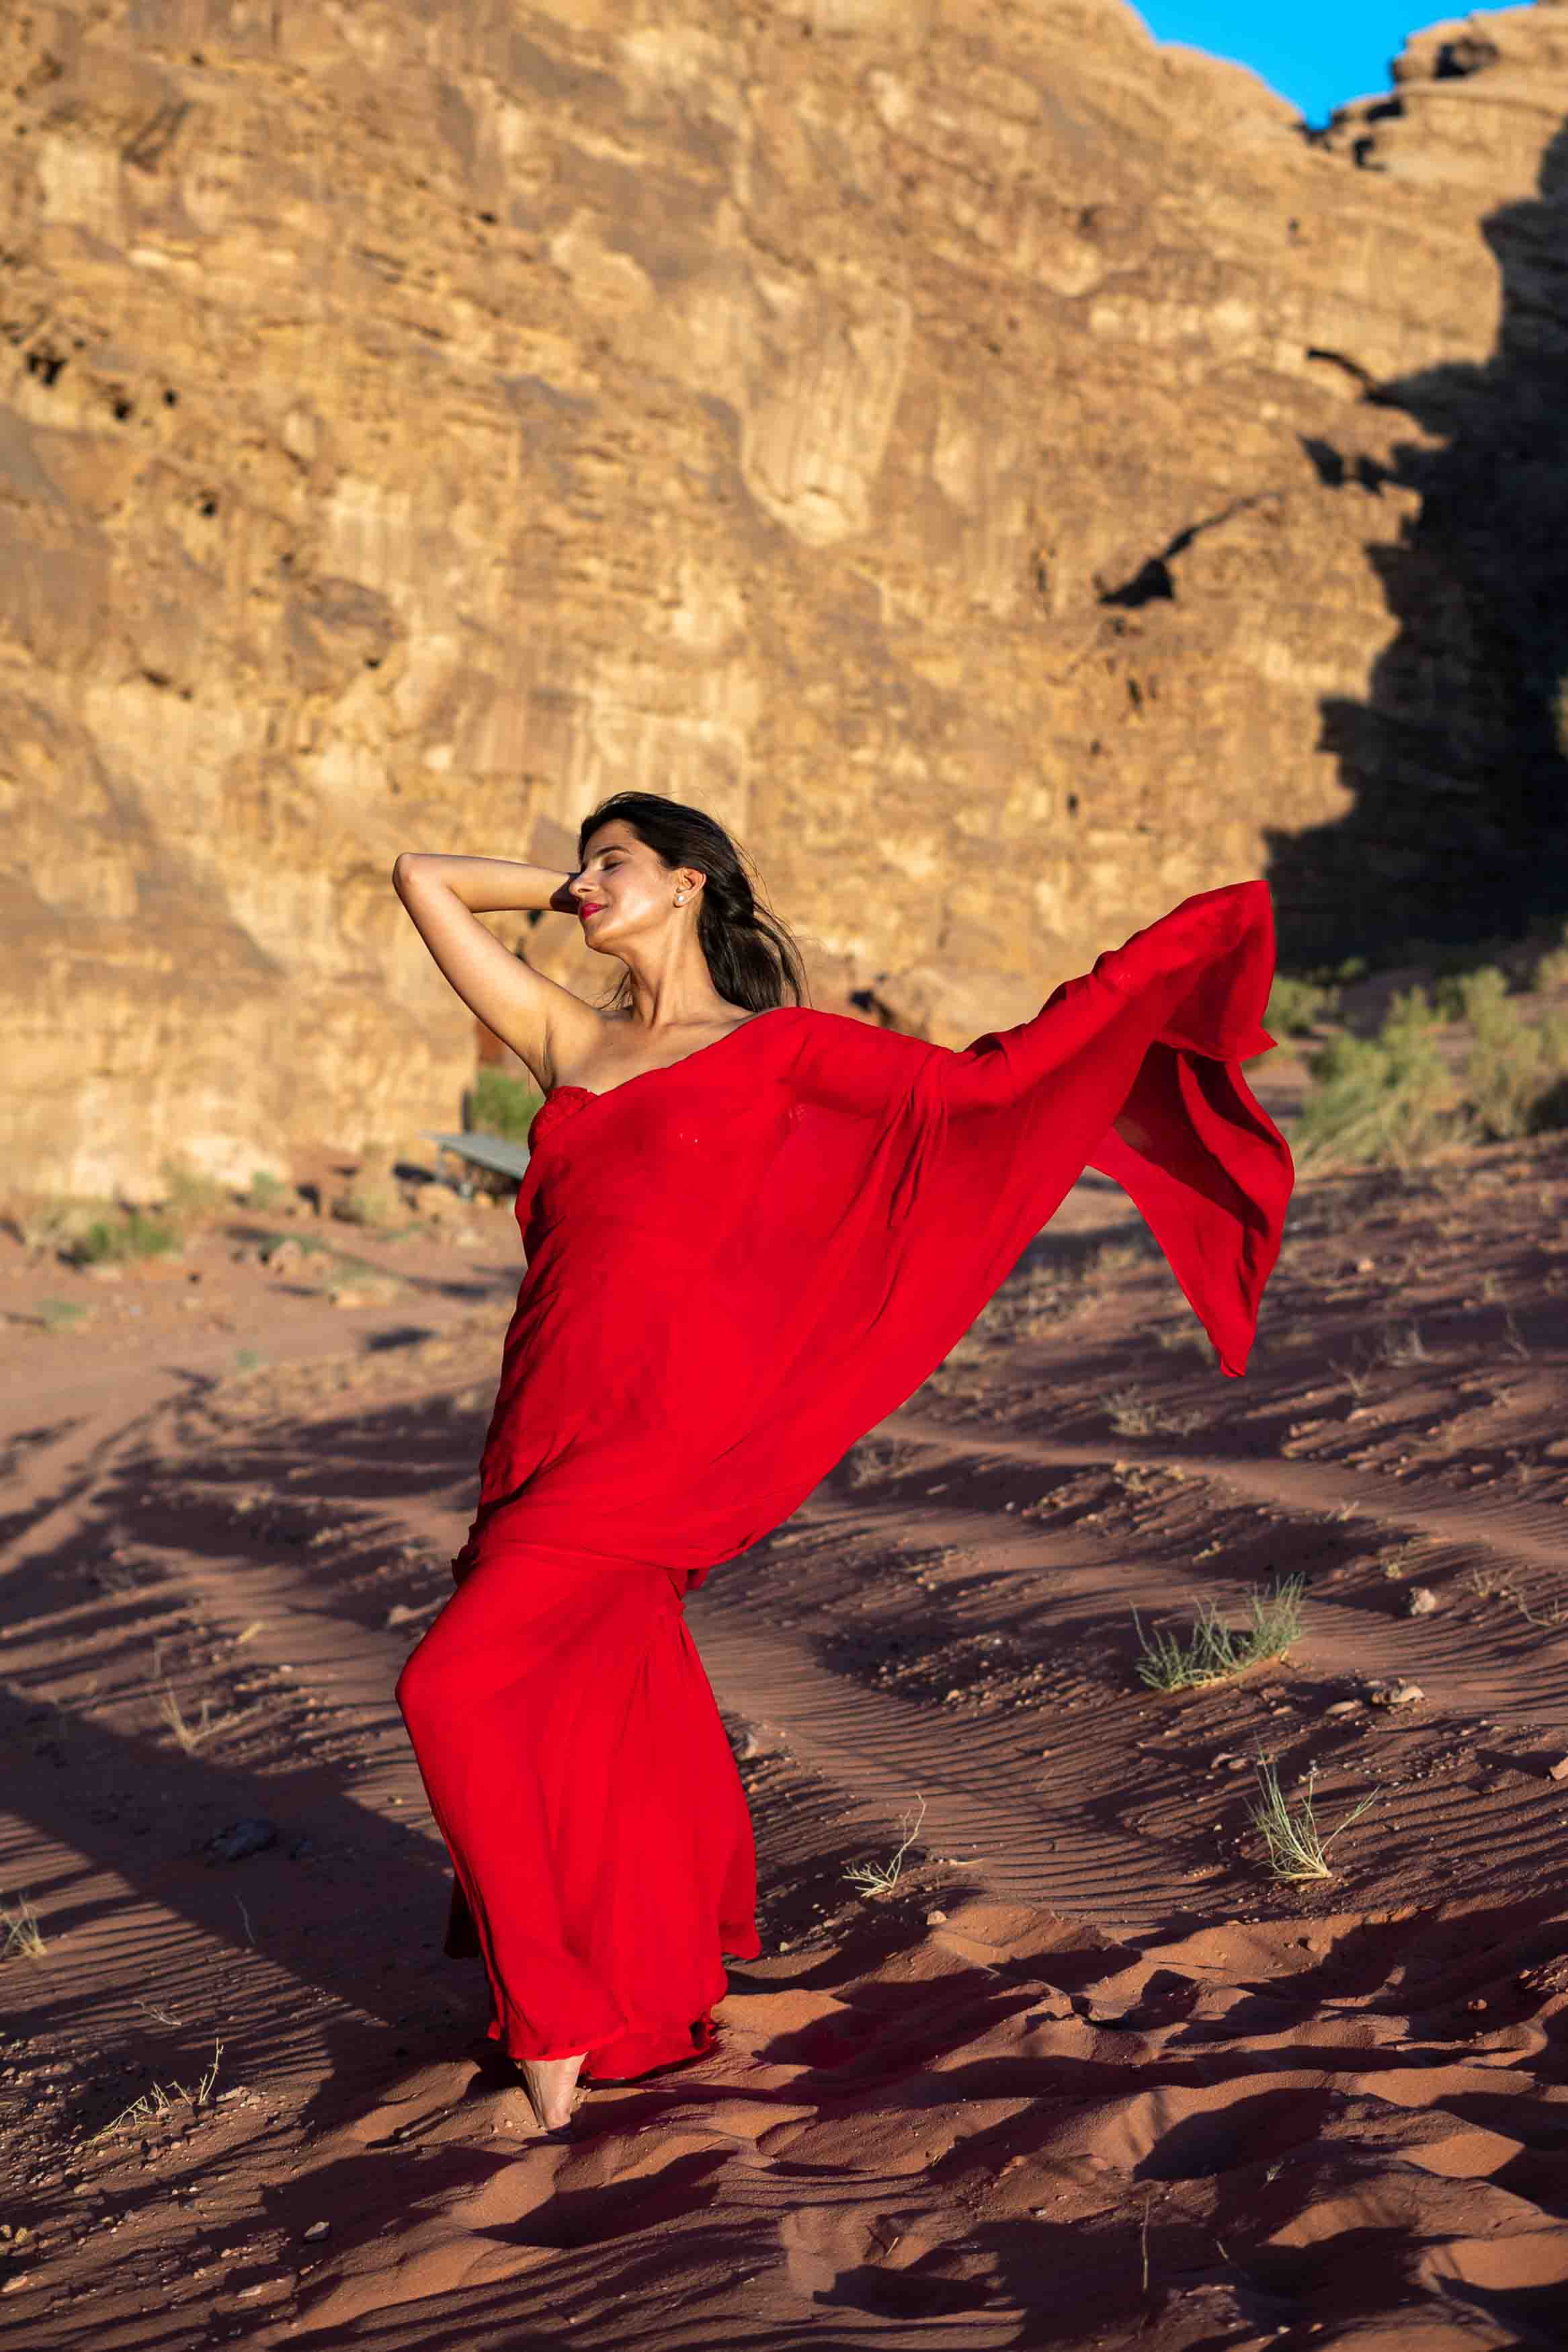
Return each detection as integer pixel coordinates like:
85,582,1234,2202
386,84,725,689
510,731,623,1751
1371,1680,1425,1709
1210,1752,1251,1772
204,1818,278,1865
1547,1758,1568,1783
1404,1586,1439,1617
1325,1699,1362,1717
925,1909,948,1926
302,2221,331,2242
329,1281,401,1309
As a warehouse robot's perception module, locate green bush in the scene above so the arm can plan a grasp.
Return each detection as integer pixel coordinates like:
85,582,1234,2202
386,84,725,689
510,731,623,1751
243,1170,288,1209
468,1067,544,1144
1266,973,1341,1037
1294,966,1568,1164
1532,918,1568,993
65,1211,179,1265
1294,987,1456,1169
1456,966,1568,1139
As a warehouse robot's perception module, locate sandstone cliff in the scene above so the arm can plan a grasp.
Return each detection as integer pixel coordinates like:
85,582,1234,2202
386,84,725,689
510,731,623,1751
3,1,1566,1196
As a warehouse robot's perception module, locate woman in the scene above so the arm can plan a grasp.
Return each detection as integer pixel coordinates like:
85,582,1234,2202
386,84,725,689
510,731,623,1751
391,792,1293,2134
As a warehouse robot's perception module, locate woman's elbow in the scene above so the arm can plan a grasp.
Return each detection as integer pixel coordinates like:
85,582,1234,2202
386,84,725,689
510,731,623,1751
392,850,425,897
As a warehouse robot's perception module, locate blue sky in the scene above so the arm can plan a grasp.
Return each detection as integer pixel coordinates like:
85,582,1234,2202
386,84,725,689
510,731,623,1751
1129,3,1508,126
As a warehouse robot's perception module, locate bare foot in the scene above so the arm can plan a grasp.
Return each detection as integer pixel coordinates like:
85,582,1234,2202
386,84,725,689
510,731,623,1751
518,2052,586,2132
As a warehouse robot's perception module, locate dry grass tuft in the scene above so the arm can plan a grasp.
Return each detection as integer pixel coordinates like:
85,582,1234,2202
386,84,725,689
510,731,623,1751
155,1681,254,1754
1464,1566,1568,1631
1247,1758,1378,1883
1133,1578,1305,1692
1,1892,46,1961
1103,1383,1159,1435
843,1797,927,1896
95,2038,225,2140
1102,1383,1210,1436
1376,1322,1430,1367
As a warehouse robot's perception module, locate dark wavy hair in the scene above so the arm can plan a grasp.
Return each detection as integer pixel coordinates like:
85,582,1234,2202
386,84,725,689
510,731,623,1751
576,792,808,1014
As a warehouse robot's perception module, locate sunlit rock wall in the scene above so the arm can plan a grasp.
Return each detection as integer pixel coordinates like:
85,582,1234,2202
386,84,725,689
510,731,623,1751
3,1,1567,1194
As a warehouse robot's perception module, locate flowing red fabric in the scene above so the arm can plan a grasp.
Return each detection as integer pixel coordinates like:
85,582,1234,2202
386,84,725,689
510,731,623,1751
397,879,1294,2077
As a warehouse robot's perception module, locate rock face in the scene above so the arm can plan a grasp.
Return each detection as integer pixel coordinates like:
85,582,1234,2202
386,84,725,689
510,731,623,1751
3,1,1567,1196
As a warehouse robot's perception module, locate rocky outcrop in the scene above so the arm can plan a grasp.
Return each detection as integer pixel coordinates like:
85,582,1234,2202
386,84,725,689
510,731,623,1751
3,2,1567,1196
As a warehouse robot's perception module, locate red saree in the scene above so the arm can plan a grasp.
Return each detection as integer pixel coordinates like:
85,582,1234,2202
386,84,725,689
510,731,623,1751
396,879,1294,2078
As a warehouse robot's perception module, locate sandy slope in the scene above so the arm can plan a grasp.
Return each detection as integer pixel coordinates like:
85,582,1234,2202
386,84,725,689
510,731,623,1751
3,1127,1567,2348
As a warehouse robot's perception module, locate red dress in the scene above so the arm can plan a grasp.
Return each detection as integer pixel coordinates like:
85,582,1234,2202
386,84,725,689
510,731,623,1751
396,880,1294,2079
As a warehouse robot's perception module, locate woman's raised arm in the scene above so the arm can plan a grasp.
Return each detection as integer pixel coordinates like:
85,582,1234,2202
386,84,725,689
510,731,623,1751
390,852,597,1090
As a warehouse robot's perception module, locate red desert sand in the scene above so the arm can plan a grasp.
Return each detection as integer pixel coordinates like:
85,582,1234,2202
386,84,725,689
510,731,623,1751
3,1053,1568,2349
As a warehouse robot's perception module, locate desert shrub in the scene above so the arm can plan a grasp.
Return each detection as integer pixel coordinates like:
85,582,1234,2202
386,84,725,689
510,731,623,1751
1432,966,1491,1022
468,1067,544,1144
1452,967,1568,1139
331,1184,403,1227
65,1211,179,1265
158,1155,227,1214
1294,988,1456,1169
243,1170,288,1209
1531,918,1568,993
1266,973,1340,1037
12,1199,114,1254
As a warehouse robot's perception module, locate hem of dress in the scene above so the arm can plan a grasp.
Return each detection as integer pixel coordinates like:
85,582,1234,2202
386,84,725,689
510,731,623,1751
485,1931,762,2077
488,2011,716,2078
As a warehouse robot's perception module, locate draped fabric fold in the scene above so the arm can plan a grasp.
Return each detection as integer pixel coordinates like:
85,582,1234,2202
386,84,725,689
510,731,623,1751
396,879,1294,2077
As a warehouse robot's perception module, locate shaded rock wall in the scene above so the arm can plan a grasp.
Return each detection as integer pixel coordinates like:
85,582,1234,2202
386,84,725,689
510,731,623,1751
3,1,1567,1195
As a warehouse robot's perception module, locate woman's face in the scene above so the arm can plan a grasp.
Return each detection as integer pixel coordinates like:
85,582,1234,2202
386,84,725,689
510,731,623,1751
569,821,698,955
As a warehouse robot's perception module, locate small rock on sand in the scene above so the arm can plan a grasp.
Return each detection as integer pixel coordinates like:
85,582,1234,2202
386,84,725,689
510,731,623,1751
204,1818,279,1865
1404,1586,1439,1617
1547,1758,1568,1783
329,1276,403,1308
